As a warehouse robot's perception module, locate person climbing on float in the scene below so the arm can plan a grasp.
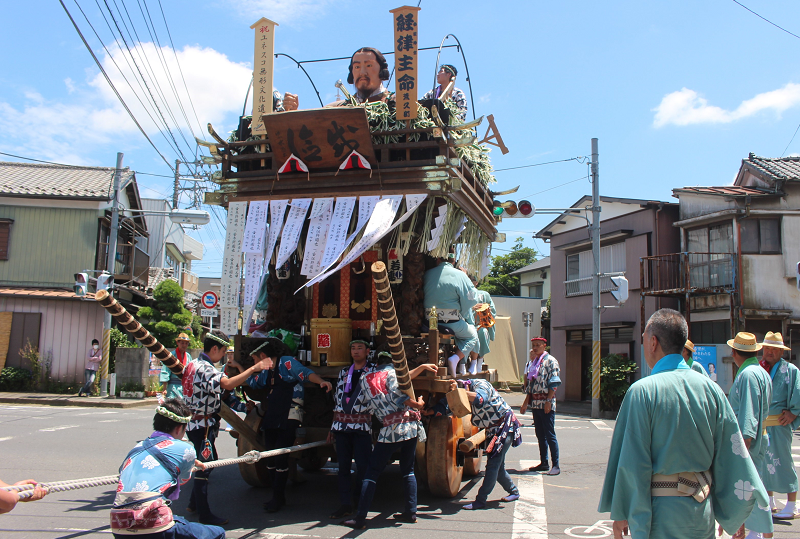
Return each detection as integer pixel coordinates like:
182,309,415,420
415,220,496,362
246,338,332,513
423,250,479,377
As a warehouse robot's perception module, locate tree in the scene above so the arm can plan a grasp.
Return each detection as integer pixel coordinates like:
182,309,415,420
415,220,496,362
135,280,195,348
478,237,537,296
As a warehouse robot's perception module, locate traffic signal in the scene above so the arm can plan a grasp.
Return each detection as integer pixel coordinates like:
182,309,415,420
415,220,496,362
74,273,88,297
610,275,629,305
97,273,114,292
492,200,535,218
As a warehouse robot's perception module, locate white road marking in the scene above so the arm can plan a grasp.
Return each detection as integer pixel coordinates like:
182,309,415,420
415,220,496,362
564,519,613,537
0,436,13,442
514,460,549,539
77,411,118,416
98,419,120,423
39,425,79,432
590,420,613,431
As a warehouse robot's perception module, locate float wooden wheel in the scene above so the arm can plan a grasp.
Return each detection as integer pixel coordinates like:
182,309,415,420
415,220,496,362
461,415,483,477
237,408,270,487
426,415,464,497
415,438,429,489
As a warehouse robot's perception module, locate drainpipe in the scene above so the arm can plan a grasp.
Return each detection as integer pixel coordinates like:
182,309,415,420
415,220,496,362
655,203,664,310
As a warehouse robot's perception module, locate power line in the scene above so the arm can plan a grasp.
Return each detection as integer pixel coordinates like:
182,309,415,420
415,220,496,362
0,150,175,178
58,0,175,171
731,0,800,41
781,123,800,157
513,174,590,201
493,156,587,172
77,0,186,165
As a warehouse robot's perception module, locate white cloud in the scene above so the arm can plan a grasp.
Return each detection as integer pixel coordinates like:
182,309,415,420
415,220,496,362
0,42,252,164
653,83,800,128
226,0,335,26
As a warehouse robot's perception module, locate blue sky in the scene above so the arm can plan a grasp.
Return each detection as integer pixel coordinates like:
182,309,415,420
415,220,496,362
3,0,800,275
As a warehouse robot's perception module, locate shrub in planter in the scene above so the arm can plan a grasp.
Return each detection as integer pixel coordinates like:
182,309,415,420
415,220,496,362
0,367,33,391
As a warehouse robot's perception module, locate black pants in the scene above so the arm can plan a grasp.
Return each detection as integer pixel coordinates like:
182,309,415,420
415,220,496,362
335,430,373,506
187,425,219,520
262,422,299,472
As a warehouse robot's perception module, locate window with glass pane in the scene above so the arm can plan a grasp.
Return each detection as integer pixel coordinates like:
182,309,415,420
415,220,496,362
740,219,759,253
759,219,781,253
567,253,580,281
531,283,543,298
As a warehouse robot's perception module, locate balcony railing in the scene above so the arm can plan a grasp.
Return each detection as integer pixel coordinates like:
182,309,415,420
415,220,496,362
641,252,735,295
565,272,625,297
96,242,150,289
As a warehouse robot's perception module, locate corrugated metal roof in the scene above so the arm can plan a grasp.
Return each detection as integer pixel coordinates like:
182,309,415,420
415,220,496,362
0,161,134,199
0,287,88,300
744,154,800,182
672,186,778,197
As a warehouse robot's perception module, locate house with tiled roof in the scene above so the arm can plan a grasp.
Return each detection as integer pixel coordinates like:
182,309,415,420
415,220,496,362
0,161,149,382
641,153,800,392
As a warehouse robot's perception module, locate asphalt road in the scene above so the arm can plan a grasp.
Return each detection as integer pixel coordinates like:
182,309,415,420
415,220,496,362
1,396,798,539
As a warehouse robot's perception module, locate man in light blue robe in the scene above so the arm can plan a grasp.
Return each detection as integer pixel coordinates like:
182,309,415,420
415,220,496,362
423,255,479,376
728,332,774,539
469,274,495,375
758,331,800,520
682,339,709,377
599,309,768,539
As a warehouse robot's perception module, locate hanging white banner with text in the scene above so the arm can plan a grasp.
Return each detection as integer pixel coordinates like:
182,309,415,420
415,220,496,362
302,194,427,291
243,251,264,310
346,196,380,245
319,197,357,269
241,201,269,254
220,201,247,334
265,200,288,267
275,198,311,269
301,198,334,277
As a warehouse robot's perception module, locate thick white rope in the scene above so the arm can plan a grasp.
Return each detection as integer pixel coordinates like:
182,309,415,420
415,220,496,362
2,440,332,499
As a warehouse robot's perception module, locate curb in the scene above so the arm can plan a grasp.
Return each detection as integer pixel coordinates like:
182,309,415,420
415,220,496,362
0,395,159,409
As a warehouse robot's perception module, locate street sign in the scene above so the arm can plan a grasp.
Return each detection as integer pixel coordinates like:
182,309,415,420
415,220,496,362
201,291,219,310
201,309,219,318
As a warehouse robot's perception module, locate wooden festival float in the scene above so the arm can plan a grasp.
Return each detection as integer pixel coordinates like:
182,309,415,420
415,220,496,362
106,7,513,498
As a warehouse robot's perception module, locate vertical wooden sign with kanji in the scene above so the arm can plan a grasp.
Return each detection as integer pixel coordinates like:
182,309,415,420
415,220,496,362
250,17,278,136
390,6,420,120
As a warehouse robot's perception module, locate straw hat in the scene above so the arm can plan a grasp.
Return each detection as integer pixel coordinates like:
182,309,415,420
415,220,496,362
684,339,695,353
727,332,762,353
176,332,191,342
762,331,791,351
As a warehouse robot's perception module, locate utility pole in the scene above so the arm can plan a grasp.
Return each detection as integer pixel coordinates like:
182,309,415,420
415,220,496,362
100,152,123,397
590,138,601,419
173,159,180,210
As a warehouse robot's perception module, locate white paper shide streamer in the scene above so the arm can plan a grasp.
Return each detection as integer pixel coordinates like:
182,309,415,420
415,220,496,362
301,198,334,278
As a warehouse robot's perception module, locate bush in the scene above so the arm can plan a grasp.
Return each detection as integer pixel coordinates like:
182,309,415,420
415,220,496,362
137,280,197,348
0,367,33,391
587,353,638,412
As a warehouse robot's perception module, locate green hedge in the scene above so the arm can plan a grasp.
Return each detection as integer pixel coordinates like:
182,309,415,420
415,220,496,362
0,367,33,391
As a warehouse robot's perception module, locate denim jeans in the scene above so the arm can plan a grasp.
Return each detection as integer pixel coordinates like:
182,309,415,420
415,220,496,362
475,433,518,504
335,431,373,506
532,408,559,467
113,515,225,539
357,437,417,519
80,369,96,395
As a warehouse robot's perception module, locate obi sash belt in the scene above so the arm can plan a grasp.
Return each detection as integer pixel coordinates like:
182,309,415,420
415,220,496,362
111,436,179,534
765,415,782,427
485,410,522,459
651,470,712,503
334,412,371,424
382,409,421,427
